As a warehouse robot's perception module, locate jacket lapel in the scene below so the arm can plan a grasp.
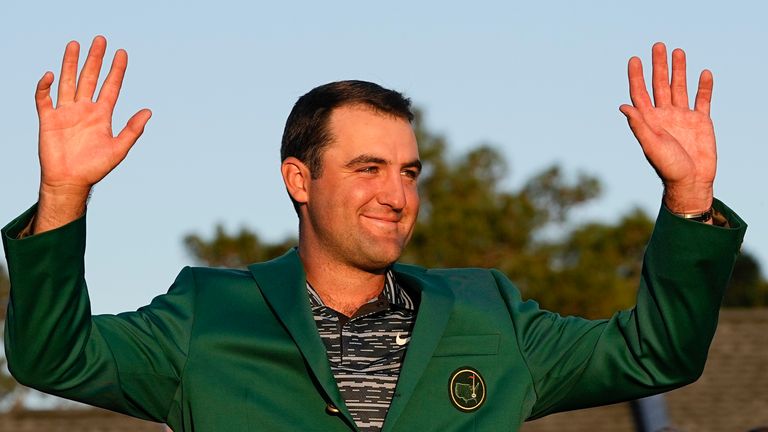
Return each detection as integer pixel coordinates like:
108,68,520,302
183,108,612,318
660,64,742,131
247,249,355,426
382,265,455,432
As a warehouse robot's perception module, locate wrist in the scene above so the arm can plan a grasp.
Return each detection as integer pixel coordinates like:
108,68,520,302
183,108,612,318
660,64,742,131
662,183,714,214
34,184,92,234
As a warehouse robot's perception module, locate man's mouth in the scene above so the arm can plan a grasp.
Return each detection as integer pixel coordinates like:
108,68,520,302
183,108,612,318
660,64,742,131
361,213,401,223
360,214,402,231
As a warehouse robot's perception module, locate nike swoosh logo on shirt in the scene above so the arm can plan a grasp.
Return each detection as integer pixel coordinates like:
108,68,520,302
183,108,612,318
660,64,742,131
395,333,410,346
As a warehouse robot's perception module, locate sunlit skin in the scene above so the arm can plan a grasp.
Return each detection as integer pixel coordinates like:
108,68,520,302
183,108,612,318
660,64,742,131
281,105,421,315
32,36,151,234
620,43,716,217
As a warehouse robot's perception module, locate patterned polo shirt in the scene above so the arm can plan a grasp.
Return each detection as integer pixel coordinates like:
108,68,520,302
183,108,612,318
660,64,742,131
307,271,417,432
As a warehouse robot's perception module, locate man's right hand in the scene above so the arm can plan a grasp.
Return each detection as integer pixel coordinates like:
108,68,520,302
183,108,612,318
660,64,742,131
33,35,151,234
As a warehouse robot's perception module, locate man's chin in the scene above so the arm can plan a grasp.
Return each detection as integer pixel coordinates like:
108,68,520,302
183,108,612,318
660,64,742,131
355,245,404,272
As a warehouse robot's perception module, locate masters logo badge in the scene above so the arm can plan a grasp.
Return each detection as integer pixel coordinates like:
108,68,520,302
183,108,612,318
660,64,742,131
448,367,486,412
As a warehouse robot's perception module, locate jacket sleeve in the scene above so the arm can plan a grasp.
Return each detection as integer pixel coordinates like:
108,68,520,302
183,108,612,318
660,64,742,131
495,199,747,420
2,205,195,423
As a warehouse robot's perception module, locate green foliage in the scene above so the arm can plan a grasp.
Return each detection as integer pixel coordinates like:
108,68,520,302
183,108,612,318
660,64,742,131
0,264,19,401
404,110,601,271
183,225,295,268
723,252,768,307
403,111,644,318
529,209,655,318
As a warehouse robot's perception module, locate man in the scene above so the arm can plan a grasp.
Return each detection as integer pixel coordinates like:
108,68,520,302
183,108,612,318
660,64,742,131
2,36,746,432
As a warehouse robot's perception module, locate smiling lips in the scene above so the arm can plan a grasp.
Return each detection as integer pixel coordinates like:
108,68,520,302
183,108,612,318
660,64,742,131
362,213,402,223
361,213,404,232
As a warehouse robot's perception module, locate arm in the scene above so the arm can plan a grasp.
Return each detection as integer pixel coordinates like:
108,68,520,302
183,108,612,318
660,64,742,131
2,206,193,422
500,199,745,420
508,43,747,419
32,36,150,233
2,37,174,420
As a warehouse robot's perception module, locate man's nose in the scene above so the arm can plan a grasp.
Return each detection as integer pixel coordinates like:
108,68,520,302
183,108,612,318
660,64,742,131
377,171,407,210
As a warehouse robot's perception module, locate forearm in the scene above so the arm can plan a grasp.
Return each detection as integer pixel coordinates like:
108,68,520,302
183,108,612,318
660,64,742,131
3,205,92,388
2,207,187,421
621,199,745,379
519,199,747,418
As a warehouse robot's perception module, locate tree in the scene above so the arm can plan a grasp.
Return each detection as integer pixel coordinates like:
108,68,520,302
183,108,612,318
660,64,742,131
401,111,646,318
532,209,654,317
183,225,295,269
723,252,768,307
0,264,19,404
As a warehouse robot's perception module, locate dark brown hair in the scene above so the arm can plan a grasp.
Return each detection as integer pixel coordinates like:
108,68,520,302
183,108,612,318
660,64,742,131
280,80,414,179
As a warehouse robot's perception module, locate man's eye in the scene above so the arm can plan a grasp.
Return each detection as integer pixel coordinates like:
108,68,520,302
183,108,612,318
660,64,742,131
360,166,379,174
402,169,419,179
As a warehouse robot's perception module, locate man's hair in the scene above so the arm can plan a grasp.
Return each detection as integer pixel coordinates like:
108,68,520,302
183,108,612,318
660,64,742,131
280,80,414,180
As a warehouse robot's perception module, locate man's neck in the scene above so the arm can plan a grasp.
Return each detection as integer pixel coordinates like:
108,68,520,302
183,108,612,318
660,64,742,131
298,247,388,317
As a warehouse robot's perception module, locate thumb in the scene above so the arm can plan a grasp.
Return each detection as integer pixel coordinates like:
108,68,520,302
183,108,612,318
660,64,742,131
115,109,152,156
619,104,658,151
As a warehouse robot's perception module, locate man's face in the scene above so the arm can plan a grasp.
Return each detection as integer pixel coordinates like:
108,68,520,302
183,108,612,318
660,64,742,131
301,104,421,271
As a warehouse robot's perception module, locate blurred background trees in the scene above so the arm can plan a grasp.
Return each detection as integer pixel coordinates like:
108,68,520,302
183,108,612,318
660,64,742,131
183,110,768,318
723,252,768,307
183,226,296,269
1,263,23,408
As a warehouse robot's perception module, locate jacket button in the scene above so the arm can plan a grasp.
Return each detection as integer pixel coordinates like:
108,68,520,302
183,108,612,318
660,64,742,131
326,403,341,415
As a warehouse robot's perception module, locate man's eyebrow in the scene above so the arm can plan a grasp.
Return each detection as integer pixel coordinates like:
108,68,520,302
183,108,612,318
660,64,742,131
344,155,422,173
344,154,388,168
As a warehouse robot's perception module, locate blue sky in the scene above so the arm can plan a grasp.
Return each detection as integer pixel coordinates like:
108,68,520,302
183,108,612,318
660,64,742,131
1,1,765,313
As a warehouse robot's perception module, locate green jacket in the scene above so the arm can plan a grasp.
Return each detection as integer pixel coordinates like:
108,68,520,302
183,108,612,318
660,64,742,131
2,201,746,432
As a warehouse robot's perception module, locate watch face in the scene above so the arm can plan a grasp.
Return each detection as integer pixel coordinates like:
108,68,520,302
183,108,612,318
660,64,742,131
448,367,486,412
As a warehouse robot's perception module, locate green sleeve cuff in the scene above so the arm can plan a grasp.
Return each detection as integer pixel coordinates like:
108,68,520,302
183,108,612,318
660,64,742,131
656,198,747,250
2,204,39,240
2,204,88,281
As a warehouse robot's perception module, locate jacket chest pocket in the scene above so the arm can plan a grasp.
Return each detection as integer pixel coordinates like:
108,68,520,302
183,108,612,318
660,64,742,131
413,334,523,431
433,334,500,357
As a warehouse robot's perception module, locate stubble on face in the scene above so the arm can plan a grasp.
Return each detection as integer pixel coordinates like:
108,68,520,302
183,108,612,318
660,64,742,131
300,104,421,274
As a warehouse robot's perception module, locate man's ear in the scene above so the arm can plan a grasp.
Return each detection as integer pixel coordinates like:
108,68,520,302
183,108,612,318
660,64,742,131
281,157,311,205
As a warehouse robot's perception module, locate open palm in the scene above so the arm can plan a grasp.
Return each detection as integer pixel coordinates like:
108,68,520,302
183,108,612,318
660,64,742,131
37,36,151,191
620,43,716,214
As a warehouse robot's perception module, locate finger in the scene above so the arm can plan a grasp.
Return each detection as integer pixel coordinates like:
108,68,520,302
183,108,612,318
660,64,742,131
35,71,55,116
694,69,714,116
96,48,128,109
57,40,80,107
620,104,665,163
651,42,671,107
620,104,655,143
75,35,107,102
627,57,652,110
115,109,152,156
670,48,689,108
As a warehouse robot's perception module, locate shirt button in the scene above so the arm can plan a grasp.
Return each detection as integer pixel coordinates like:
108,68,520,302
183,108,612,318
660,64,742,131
326,403,341,415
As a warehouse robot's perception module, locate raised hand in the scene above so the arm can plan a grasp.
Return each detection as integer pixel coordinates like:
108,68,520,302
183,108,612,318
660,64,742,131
33,36,151,233
619,42,715,217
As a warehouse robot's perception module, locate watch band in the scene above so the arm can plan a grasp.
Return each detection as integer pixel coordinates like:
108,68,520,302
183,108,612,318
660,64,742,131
674,208,713,223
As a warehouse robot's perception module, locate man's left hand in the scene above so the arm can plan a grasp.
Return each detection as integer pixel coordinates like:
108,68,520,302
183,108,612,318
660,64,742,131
620,42,716,217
